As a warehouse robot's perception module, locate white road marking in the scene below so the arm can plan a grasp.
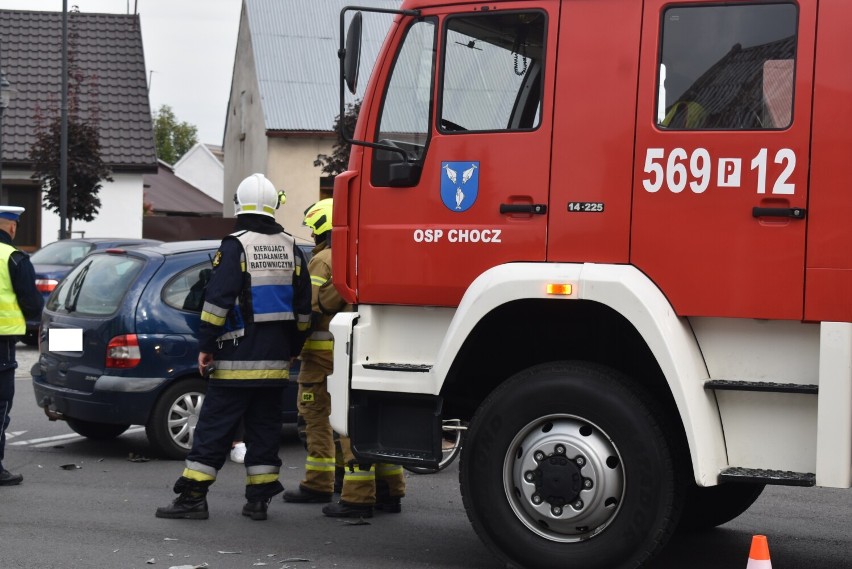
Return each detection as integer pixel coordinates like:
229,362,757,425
11,426,145,448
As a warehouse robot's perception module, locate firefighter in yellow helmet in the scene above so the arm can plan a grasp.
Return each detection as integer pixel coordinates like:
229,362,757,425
283,198,405,517
156,173,311,521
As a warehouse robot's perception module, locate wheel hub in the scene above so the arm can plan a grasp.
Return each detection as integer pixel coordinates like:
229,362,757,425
533,454,582,507
504,415,625,542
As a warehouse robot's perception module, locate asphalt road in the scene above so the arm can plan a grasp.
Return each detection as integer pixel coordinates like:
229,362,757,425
4,344,851,569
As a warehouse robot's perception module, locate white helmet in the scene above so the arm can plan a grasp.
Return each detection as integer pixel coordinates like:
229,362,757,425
233,173,285,217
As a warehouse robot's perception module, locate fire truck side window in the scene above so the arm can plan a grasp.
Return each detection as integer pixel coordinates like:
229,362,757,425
657,3,797,130
440,11,545,132
372,18,437,187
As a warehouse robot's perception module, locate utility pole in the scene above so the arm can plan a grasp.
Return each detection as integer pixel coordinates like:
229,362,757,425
59,0,68,239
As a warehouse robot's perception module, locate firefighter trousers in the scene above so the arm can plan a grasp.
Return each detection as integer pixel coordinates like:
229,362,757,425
296,368,336,494
338,435,406,506
181,384,285,502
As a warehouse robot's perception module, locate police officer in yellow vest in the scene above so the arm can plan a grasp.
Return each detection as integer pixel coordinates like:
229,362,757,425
156,174,311,521
0,206,43,487
282,199,405,517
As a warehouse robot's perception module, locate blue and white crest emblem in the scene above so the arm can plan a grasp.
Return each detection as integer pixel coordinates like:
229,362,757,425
441,161,479,212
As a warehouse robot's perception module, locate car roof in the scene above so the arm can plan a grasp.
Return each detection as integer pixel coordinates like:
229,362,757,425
80,237,160,243
96,237,313,258
37,237,161,248
109,240,221,256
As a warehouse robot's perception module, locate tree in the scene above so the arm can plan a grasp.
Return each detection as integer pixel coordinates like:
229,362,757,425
153,105,198,164
30,17,112,233
314,100,361,176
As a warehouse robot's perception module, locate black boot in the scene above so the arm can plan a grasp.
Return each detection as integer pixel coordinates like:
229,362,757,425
375,479,402,513
0,469,23,486
242,498,271,521
322,500,373,518
375,495,402,513
155,477,210,520
156,492,209,519
283,485,332,503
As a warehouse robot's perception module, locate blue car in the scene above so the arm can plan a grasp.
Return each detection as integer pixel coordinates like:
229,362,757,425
24,237,162,345
31,240,310,459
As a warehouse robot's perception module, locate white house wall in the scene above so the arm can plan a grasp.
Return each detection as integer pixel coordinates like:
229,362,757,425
173,144,225,203
40,173,144,243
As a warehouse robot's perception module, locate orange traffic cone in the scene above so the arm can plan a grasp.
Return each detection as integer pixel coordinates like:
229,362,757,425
746,535,772,569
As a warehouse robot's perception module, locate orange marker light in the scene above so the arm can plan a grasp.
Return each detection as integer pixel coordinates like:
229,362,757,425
546,283,573,296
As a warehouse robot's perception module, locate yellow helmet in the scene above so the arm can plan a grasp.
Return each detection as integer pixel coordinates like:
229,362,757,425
303,198,333,236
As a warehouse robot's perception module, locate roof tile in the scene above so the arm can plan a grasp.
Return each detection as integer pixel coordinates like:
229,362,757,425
0,9,157,170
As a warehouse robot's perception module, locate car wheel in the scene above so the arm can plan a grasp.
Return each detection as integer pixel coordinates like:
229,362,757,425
679,482,765,531
460,361,685,569
65,418,130,440
146,377,207,460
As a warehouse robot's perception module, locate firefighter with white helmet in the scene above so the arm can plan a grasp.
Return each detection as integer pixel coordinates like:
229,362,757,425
156,173,311,521
283,198,406,517
233,172,287,217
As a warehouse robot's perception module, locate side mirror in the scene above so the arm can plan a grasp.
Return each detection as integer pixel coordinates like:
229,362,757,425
344,12,363,94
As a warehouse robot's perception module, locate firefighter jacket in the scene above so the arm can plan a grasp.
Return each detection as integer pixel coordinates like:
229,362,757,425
299,240,349,374
199,216,311,386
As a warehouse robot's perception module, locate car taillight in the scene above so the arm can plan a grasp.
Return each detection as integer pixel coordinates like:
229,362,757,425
106,334,141,368
35,279,59,294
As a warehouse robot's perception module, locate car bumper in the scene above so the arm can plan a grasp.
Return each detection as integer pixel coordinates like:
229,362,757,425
31,366,169,426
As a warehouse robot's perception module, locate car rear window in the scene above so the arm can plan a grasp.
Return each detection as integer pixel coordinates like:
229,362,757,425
47,254,144,316
30,240,95,266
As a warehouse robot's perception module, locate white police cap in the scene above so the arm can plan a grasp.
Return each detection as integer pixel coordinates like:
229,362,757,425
0,206,24,221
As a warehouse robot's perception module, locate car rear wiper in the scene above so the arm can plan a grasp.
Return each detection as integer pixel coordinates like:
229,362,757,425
64,263,90,313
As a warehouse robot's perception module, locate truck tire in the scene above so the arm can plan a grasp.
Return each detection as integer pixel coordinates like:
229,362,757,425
460,361,685,569
145,378,206,460
66,418,130,441
679,482,764,531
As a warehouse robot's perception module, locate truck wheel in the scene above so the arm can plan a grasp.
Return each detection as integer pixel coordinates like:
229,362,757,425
66,418,130,440
145,378,206,460
460,361,685,569
679,482,764,531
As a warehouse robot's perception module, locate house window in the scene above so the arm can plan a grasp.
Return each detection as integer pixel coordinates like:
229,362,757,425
657,3,797,130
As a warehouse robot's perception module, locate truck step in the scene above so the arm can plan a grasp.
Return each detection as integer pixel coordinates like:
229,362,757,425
704,380,818,394
719,467,815,486
362,362,432,372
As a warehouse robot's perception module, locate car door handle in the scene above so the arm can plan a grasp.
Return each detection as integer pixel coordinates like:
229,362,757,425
752,207,806,219
500,204,547,215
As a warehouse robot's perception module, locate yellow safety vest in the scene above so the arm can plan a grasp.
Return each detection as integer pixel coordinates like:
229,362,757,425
0,243,25,335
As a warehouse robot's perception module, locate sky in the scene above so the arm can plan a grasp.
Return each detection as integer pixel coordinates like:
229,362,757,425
0,0,242,145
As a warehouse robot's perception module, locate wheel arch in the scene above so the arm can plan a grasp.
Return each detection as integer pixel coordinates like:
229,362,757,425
439,262,726,485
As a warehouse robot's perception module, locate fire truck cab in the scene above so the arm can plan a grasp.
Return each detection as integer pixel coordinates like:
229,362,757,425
328,1,852,567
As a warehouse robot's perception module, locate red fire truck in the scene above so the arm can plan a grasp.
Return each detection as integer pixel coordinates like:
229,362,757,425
327,1,852,567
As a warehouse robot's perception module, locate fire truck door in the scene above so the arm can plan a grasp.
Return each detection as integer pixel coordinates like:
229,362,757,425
632,1,816,320
354,3,557,307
